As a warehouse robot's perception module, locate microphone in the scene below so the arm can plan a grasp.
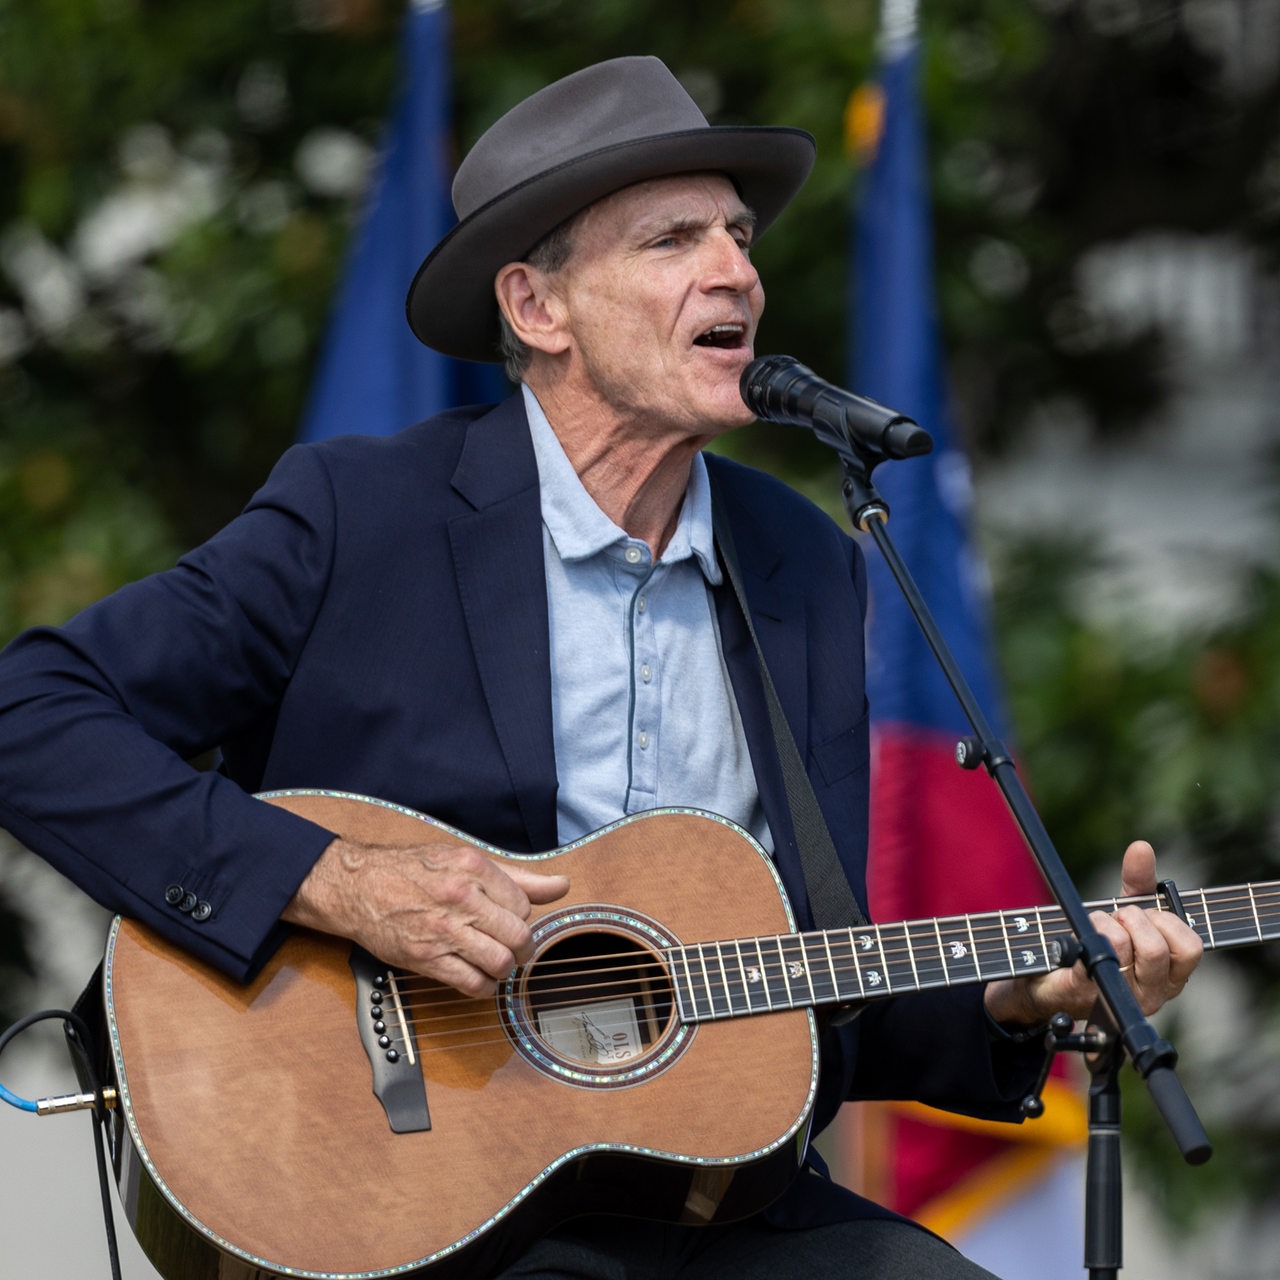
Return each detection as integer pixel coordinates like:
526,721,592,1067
740,355,933,461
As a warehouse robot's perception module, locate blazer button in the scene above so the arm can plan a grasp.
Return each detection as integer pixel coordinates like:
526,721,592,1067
177,892,199,914
164,885,185,906
191,901,213,923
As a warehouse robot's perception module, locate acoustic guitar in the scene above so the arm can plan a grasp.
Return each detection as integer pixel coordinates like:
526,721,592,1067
100,790,1278,1279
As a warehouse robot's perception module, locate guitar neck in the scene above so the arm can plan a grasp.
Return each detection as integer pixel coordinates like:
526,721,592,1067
667,879,1280,1022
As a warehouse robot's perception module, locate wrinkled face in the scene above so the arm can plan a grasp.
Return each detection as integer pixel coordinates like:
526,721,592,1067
547,172,765,441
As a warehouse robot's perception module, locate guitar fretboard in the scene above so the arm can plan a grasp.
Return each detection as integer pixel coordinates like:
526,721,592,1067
667,880,1280,1022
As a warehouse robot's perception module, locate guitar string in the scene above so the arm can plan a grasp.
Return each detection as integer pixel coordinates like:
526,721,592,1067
377,883,1280,1024
382,881,1280,1012
363,885,1280,1057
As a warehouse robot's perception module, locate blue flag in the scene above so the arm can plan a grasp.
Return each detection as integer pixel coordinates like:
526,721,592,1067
850,40,1005,741
846,24,1085,1267
300,0,503,443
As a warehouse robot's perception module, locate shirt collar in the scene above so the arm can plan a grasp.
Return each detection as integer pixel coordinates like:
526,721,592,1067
522,384,722,584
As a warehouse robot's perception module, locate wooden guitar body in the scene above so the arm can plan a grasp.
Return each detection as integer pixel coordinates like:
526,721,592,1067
103,792,819,1280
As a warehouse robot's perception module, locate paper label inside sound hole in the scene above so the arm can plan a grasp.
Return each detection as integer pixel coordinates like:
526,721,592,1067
538,997,643,1065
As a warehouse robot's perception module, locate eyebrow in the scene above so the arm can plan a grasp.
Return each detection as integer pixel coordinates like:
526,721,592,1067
641,206,759,241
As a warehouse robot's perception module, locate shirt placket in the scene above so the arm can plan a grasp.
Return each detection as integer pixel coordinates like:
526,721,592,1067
622,544,660,813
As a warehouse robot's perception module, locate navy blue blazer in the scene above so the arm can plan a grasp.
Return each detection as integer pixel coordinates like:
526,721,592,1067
0,394,1039,1227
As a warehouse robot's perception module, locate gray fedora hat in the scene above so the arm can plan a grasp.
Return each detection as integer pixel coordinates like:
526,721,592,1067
405,56,816,362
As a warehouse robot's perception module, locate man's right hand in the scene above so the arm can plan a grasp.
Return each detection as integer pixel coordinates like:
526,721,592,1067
282,836,570,997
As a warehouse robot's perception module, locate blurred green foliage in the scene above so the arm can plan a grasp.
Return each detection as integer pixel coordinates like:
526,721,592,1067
990,524,1280,1224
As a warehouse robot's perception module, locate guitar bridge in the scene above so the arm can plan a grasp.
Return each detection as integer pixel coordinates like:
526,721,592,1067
349,947,431,1133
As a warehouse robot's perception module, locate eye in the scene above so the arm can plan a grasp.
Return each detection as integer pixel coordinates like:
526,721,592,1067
648,227,689,250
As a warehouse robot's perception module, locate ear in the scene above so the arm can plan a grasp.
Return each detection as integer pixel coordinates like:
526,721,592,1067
494,262,570,358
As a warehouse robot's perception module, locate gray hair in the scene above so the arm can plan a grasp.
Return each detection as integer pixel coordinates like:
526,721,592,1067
496,216,579,382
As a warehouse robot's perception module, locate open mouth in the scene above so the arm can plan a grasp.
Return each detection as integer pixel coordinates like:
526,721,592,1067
692,323,748,350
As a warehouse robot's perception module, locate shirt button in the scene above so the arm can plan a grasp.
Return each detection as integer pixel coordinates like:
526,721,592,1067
636,596,647,613
624,546,642,564
640,664,652,683
637,732,650,750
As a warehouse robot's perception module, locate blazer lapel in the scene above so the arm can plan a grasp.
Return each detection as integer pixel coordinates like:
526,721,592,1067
447,397,560,851
708,462,815,921
707,457,812,760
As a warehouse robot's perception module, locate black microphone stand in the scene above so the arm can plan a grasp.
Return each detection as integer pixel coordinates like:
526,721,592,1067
814,417,1211,1278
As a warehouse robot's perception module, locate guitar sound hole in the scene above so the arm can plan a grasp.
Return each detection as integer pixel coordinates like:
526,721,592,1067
524,931,675,1068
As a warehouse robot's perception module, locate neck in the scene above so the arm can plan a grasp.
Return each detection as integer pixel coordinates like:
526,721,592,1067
529,383,708,558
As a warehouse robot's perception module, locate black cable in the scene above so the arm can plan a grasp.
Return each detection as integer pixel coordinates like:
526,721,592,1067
0,1008,124,1280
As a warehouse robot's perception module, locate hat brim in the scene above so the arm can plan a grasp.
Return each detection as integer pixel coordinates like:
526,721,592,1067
405,125,816,363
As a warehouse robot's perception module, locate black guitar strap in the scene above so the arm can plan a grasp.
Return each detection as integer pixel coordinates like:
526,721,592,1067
710,477,869,935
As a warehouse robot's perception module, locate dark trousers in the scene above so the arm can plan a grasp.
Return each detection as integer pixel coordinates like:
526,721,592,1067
495,1215,1002,1279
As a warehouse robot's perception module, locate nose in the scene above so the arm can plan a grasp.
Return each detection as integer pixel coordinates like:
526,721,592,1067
702,228,760,294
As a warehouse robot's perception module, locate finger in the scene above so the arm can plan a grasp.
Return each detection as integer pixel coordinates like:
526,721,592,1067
505,863,572,905
399,907,530,989
420,949,503,999
1106,905,1204,1013
439,846,536,918
1082,907,1147,1003
1089,907,1133,967
1120,840,1157,898
1142,908,1204,986
1111,904,1172,990
456,885,538,963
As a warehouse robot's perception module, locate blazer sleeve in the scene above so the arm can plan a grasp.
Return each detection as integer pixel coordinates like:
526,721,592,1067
0,444,347,981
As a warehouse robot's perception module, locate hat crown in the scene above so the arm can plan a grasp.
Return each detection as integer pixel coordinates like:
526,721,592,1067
452,57,710,220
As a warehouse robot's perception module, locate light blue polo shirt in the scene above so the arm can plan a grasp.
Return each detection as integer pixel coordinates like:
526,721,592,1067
523,385,771,851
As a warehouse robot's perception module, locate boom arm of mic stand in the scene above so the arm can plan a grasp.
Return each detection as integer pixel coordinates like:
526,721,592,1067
838,453,1212,1167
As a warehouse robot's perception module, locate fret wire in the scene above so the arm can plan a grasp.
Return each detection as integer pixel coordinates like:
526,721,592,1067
1189,888,1209,942
732,939,755,1015
964,914,983,980
714,940,734,1018
841,929,865,1002
798,935,820,1006
706,942,727,1018
680,952,701,1018
798,934,821,1003
747,938,769,1011
781,936,797,1002
765,937,785,1008
1012,911,1038,976
779,935,799,1006
932,918,950,986
821,931,843,1003
686,945,706,1020
1248,884,1262,940
671,947,693,1021
870,924,889,995
685,943,702,1018
903,921,921,990
1201,891,1217,949
1034,905,1053,974
994,910,1015,979
846,928,866,999
753,937,774,1010
872,923,889,993
784,934,814,1008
